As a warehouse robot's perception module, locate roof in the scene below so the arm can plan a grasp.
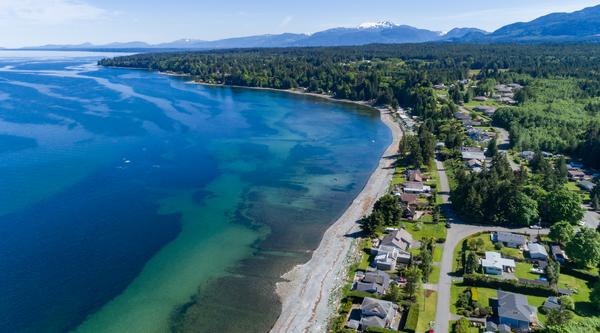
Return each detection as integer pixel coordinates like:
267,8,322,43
578,180,596,191
360,316,386,329
407,169,425,182
496,232,527,245
498,324,512,333
462,151,486,161
403,181,425,190
381,229,413,250
360,297,395,319
527,242,548,257
543,296,561,310
486,321,498,331
481,252,516,270
399,193,418,205
363,271,390,285
497,291,537,323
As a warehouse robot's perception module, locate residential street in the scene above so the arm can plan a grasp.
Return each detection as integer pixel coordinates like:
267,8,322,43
432,159,548,333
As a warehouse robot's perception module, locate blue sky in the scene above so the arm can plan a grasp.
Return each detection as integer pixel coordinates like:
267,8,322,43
1,0,599,47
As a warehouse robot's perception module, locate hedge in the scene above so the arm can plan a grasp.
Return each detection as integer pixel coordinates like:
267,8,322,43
462,274,557,297
366,327,403,333
560,265,599,283
403,303,419,333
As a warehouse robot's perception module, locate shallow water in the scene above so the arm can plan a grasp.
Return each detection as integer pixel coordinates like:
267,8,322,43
0,51,391,333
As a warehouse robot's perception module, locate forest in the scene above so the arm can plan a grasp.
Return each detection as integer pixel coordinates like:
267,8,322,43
100,43,600,167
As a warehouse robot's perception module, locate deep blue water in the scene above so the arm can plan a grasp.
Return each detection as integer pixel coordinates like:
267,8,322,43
0,52,391,333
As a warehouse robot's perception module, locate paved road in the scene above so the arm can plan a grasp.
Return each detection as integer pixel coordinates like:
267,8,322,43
432,159,548,333
583,208,600,229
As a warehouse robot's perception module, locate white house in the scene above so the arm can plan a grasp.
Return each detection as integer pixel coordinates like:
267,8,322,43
480,252,516,275
402,181,431,194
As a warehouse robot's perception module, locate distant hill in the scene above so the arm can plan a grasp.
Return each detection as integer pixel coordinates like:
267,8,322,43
488,4,600,42
16,4,600,50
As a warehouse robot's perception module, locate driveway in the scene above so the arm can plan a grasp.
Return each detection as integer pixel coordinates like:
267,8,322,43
433,159,548,333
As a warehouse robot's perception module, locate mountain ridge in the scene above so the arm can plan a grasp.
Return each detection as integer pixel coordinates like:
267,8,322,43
17,5,600,50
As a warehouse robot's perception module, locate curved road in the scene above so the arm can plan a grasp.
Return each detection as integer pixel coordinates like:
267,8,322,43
432,159,548,333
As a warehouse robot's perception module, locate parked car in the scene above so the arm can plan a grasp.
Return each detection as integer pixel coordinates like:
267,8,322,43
445,222,452,228
529,224,542,230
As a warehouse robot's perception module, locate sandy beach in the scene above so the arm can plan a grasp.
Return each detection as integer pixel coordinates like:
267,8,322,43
270,106,403,333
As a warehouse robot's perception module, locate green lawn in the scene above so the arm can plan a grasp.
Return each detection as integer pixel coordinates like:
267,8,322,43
500,247,525,260
527,295,549,324
565,181,591,202
515,262,540,280
406,221,447,242
357,239,373,271
416,290,438,333
433,245,443,262
558,273,596,317
428,265,440,284
450,284,498,314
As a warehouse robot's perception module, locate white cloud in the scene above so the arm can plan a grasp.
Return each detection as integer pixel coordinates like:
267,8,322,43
279,15,293,27
0,0,106,24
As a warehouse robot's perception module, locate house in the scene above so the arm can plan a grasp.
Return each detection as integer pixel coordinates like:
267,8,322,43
373,246,399,271
402,181,431,194
493,232,527,248
521,151,536,161
353,270,390,295
381,228,413,251
359,297,398,330
551,245,568,264
461,147,486,161
527,242,548,260
480,252,516,275
399,192,418,206
578,180,596,192
433,84,446,90
496,291,537,332
542,296,561,311
406,169,428,182
474,105,497,116
568,169,586,181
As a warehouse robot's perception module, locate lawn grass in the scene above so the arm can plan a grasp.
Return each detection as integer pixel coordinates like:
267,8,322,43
527,295,549,324
358,239,373,271
515,262,540,280
565,181,591,202
405,221,447,242
433,245,443,262
558,273,597,317
450,284,498,314
416,290,438,333
428,265,440,284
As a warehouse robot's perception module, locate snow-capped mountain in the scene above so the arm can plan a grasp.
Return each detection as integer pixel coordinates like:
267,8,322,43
357,21,398,29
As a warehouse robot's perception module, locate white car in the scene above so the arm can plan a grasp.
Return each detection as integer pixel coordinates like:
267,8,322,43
529,224,542,230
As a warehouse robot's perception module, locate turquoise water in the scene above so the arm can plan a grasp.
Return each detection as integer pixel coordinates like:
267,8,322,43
0,51,391,333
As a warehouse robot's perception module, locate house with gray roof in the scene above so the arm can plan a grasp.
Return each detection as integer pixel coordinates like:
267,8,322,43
551,245,568,264
493,232,527,248
496,291,537,332
578,180,596,192
353,270,390,295
359,297,397,330
527,242,548,260
381,228,413,251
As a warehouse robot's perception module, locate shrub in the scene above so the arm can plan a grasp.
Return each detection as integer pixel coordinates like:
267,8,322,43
494,242,504,250
462,274,556,297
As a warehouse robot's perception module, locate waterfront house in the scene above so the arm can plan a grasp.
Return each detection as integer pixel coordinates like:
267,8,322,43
480,252,516,275
406,169,428,182
551,245,568,264
399,193,418,206
381,229,413,251
402,181,431,194
493,232,527,248
568,169,586,181
578,180,596,192
359,297,398,330
353,270,390,295
496,291,537,332
527,242,548,260
372,245,400,271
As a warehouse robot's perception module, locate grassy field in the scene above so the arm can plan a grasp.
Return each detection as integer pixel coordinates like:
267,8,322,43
433,245,443,262
416,290,438,333
515,262,540,280
405,221,447,242
558,273,596,317
428,265,440,284
450,284,498,314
